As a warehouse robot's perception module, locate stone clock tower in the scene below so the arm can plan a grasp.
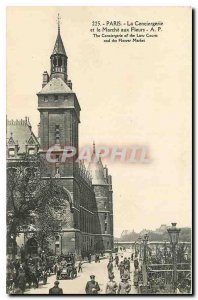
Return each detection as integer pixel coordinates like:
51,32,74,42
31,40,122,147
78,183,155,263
37,18,83,256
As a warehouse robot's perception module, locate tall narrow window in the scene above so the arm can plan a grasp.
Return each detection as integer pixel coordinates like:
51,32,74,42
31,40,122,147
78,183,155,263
55,125,60,144
53,57,57,66
58,57,62,67
105,223,107,233
54,95,58,102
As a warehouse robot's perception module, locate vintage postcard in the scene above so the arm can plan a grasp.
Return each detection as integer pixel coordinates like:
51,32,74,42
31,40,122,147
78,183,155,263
6,7,192,295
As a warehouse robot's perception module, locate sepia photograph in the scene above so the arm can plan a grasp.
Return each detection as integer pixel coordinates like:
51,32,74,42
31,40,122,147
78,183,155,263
6,6,192,295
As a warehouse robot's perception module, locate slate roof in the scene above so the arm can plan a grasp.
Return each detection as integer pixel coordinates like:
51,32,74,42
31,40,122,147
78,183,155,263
51,31,67,56
88,148,107,185
7,118,39,154
38,77,73,95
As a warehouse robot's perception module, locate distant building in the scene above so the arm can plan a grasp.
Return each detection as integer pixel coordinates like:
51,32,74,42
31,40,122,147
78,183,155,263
7,18,114,258
156,224,168,234
121,230,129,237
139,229,149,236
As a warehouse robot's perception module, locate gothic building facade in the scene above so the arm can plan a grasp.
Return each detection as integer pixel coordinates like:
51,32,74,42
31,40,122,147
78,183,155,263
7,20,114,257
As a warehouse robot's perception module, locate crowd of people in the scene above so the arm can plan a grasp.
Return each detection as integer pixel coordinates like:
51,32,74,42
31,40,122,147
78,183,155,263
84,252,139,294
48,251,136,294
7,252,59,294
48,251,140,295
83,248,191,295
7,246,191,295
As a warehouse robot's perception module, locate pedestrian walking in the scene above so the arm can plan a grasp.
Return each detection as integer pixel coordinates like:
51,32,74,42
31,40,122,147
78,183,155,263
105,273,118,294
14,259,20,278
123,266,130,280
115,254,119,267
107,260,113,277
119,261,124,278
78,261,83,272
56,263,61,280
127,258,131,272
95,254,100,263
49,280,63,294
134,257,139,270
88,253,92,263
117,274,131,294
54,262,58,275
85,275,100,294
133,269,139,287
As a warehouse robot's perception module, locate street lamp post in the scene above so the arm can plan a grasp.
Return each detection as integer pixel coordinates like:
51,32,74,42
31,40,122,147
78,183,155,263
138,236,142,258
58,224,63,256
59,232,64,255
167,223,181,294
141,234,149,289
164,241,167,263
143,233,149,264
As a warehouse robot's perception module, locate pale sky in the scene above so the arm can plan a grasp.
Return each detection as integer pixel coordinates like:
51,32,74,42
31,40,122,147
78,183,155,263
7,7,192,237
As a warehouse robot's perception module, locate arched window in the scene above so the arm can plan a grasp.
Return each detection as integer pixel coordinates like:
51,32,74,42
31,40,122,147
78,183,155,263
53,57,57,66
58,57,62,67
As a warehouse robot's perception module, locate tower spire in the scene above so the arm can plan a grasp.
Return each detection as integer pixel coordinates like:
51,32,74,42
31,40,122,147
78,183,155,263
93,141,95,154
50,14,68,82
57,13,61,34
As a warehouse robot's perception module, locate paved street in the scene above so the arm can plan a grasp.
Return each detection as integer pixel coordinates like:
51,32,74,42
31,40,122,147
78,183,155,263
25,250,138,294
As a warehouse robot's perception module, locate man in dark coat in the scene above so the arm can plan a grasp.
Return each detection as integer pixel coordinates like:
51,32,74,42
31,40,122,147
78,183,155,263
115,254,119,267
88,253,92,263
14,259,20,278
78,260,83,272
49,281,63,294
107,260,113,277
16,270,26,294
134,257,139,270
85,275,100,294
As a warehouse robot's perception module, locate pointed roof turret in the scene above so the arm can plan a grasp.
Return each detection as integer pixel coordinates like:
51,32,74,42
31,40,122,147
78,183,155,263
88,142,107,185
51,14,67,57
93,140,96,154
